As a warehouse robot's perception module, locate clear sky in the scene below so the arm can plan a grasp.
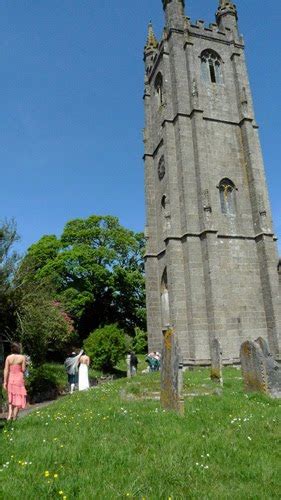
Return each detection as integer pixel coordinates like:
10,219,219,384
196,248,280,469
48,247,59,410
0,0,280,254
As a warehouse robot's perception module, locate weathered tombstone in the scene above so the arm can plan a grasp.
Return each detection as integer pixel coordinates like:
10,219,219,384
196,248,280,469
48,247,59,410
255,337,281,398
240,340,268,394
178,355,185,416
160,328,183,414
178,355,184,396
210,338,223,386
126,354,131,378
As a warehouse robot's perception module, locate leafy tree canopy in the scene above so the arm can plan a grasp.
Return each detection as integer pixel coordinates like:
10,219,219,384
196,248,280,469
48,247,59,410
18,215,146,339
0,219,19,338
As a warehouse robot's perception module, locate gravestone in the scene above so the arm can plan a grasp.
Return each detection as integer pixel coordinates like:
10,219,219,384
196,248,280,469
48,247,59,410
160,328,183,413
255,337,281,398
210,338,223,386
178,355,184,396
240,340,268,395
126,354,131,378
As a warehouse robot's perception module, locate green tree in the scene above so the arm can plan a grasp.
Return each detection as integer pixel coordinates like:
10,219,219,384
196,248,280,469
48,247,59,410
132,327,148,354
0,219,19,338
18,215,146,339
17,288,76,366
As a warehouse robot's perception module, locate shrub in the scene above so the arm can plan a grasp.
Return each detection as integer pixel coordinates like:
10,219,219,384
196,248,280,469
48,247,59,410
133,327,148,354
26,365,62,403
84,324,127,372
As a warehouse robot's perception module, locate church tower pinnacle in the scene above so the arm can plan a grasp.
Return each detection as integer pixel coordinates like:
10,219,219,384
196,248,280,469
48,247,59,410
144,22,158,53
144,22,159,74
162,0,185,29
216,0,238,34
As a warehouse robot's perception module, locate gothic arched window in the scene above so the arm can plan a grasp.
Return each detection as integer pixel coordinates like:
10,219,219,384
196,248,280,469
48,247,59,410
219,178,236,215
155,72,163,106
201,50,223,84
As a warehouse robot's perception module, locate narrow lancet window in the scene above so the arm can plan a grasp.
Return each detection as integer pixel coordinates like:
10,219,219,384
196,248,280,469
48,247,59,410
155,72,163,106
219,178,236,215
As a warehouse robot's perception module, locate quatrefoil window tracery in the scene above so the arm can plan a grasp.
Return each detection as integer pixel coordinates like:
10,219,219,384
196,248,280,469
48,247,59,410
201,50,223,85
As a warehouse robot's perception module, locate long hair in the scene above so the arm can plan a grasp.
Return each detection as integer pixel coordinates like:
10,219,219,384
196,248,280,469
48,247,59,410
11,342,22,354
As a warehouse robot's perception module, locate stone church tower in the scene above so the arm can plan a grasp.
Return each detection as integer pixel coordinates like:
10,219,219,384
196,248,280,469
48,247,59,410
143,0,280,365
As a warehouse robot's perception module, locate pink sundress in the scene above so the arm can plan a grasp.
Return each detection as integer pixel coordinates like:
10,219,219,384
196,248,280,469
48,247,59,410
8,364,27,409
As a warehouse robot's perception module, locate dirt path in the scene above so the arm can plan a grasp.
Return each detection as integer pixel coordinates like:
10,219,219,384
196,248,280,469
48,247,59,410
0,397,63,421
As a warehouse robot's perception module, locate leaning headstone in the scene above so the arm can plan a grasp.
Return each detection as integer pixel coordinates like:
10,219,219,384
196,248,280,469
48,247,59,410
210,338,223,386
160,328,183,413
255,337,281,398
240,340,268,394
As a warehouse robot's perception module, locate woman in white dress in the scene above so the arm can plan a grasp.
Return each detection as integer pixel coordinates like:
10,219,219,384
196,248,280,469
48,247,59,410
78,353,90,391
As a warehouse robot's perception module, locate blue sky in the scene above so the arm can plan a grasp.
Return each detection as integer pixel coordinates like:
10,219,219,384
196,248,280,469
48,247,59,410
0,0,280,254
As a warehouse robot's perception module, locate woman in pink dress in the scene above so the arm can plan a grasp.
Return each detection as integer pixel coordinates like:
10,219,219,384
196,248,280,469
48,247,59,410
3,343,27,420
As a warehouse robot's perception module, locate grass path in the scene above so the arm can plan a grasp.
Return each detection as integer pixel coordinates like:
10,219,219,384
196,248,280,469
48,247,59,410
0,368,280,499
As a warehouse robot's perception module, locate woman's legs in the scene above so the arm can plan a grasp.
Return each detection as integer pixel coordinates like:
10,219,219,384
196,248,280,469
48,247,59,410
12,406,19,420
7,404,13,420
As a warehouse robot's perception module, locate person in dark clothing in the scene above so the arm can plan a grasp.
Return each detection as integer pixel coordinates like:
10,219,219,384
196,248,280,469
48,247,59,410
64,350,83,393
130,351,139,376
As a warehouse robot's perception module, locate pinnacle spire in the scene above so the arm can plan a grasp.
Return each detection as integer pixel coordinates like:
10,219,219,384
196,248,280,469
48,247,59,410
162,0,185,9
216,0,238,32
219,0,235,6
145,22,158,51
162,0,185,29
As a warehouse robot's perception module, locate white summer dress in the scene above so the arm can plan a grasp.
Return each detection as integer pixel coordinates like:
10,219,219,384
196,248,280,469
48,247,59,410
78,362,90,391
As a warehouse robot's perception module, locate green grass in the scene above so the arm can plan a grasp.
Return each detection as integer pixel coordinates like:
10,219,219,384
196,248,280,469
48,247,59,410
0,368,280,499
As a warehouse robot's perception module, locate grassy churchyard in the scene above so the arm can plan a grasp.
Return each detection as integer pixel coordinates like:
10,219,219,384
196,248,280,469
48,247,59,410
0,367,280,499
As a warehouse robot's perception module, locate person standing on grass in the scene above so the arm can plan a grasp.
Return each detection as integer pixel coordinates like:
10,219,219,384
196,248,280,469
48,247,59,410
78,352,90,391
130,351,139,376
64,350,83,394
2,342,27,421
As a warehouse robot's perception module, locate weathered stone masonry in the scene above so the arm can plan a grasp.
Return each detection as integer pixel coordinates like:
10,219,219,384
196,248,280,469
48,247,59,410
143,0,281,365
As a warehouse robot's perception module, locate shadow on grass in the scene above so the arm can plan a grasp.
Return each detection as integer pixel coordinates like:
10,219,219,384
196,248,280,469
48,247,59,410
109,367,127,379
